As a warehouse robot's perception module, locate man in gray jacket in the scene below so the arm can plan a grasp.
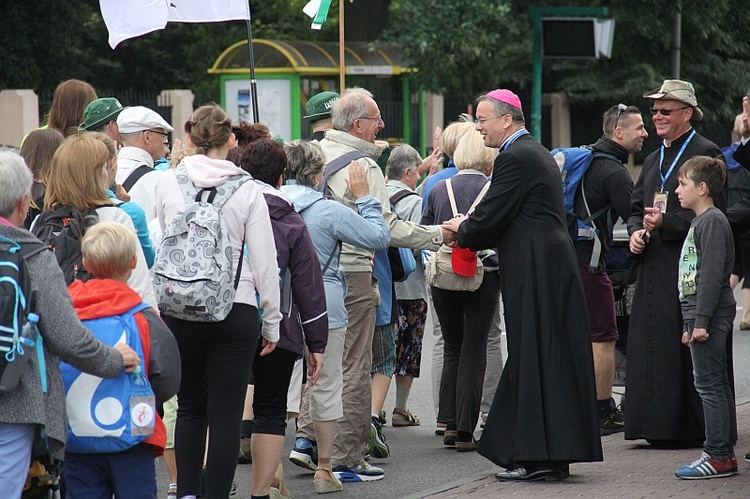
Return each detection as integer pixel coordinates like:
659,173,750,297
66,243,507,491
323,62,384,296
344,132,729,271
319,88,445,482
0,152,140,497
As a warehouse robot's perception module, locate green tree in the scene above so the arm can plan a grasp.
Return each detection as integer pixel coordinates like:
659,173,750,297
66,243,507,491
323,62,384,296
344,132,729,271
384,0,526,101
386,0,750,131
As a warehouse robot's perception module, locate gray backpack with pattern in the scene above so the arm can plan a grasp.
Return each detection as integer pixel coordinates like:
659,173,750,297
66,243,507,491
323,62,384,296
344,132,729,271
153,166,250,322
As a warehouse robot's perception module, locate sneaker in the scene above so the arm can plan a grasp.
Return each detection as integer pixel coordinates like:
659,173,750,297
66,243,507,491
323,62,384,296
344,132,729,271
675,452,738,480
289,437,318,471
746,452,750,463
599,406,625,436
167,483,177,499
332,462,384,482
230,480,238,496
367,415,390,459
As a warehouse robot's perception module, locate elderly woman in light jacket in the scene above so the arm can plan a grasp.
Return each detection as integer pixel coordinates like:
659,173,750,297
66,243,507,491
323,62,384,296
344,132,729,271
281,140,390,493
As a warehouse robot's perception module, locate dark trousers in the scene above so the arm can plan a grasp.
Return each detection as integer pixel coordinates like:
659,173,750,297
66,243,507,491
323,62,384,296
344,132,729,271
251,345,298,435
165,304,259,499
687,317,737,460
64,445,156,499
432,272,500,435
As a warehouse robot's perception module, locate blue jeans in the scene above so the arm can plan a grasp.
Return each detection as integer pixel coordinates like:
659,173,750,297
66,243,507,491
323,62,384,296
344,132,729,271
0,423,35,498
64,444,156,499
686,317,737,460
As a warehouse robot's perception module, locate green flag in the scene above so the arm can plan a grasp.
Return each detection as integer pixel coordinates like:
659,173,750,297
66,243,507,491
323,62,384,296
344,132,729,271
303,0,333,30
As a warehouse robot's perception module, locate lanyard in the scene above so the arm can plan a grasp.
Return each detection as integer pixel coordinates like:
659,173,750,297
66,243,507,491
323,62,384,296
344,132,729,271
501,128,529,151
659,129,695,189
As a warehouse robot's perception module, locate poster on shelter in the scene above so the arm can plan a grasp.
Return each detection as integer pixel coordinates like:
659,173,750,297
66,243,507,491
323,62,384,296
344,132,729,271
225,79,292,141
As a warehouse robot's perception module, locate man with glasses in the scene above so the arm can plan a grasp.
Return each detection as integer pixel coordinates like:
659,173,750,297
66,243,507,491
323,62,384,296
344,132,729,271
443,89,602,481
315,88,446,483
570,104,646,437
626,79,724,446
115,106,174,222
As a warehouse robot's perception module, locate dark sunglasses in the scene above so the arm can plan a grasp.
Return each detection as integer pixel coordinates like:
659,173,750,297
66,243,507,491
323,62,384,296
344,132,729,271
649,106,689,117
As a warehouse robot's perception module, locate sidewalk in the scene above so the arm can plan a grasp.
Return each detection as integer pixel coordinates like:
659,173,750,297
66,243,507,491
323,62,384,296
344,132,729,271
428,401,750,498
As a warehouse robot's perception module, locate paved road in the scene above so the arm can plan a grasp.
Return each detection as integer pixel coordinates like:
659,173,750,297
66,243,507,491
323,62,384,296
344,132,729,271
156,288,750,498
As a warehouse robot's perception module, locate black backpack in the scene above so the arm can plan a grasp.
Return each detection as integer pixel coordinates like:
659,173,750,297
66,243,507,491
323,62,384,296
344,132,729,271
31,206,98,285
0,237,47,394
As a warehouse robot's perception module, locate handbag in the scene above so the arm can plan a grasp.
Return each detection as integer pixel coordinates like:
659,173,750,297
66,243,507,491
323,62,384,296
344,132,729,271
425,178,490,292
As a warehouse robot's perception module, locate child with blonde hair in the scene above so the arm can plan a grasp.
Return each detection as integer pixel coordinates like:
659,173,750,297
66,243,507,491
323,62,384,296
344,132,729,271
62,221,180,498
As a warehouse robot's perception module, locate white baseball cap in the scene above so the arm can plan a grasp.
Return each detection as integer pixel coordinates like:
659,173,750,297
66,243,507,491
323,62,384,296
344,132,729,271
117,106,174,133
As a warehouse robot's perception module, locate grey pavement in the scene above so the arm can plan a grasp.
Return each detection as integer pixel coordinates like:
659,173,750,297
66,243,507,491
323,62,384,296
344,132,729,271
430,400,750,498
157,299,750,498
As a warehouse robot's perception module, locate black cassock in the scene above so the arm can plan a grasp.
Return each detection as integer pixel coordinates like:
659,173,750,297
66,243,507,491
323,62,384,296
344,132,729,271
625,129,723,442
457,133,602,469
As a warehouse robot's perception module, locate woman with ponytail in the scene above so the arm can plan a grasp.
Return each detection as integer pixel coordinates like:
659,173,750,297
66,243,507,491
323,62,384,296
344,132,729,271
156,105,282,499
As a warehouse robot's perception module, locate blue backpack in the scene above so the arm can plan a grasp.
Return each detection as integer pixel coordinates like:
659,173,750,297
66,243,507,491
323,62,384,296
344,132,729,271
551,147,618,271
61,302,155,453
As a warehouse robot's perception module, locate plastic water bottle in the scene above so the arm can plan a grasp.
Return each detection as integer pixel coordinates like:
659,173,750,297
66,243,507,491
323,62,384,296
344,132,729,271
0,313,40,394
129,365,156,437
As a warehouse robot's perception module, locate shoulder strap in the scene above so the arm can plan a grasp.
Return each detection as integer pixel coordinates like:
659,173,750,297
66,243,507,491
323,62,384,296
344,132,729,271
320,151,368,193
389,189,418,207
321,240,342,275
122,165,153,192
446,179,459,216
468,182,491,215
591,151,620,163
124,302,152,376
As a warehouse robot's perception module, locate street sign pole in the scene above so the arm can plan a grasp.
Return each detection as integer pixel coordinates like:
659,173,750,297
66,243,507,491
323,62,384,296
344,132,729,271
528,6,609,140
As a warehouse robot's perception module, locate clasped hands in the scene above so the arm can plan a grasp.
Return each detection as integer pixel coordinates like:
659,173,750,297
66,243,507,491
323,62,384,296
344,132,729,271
440,215,467,247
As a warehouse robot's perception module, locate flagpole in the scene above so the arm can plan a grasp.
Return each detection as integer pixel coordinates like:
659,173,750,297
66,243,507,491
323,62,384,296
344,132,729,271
245,1,260,123
338,0,345,92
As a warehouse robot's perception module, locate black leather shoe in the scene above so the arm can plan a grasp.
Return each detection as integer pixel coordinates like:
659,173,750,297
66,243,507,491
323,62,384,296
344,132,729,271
495,466,564,482
745,452,750,463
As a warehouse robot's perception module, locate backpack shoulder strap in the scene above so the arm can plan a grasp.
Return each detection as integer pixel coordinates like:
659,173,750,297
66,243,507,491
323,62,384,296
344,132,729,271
591,151,621,163
321,240,342,275
319,151,368,194
127,302,152,376
122,165,154,192
209,175,251,210
389,189,418,207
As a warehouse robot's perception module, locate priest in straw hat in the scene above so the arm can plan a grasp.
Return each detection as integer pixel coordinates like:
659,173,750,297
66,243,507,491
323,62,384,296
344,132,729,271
626,79,725,445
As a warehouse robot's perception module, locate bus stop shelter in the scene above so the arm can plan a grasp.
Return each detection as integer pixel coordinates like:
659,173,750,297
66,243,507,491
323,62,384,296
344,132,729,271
208,39,427,147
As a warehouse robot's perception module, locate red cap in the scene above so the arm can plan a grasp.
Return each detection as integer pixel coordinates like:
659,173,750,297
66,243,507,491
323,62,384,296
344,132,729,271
452,246,478,277
487,89,523,111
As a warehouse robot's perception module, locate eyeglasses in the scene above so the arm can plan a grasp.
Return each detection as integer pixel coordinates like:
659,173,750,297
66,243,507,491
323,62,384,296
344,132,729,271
614,103,627,128
146,129,170,143
475,114,509,126
358,115,383,123
649,106,689,117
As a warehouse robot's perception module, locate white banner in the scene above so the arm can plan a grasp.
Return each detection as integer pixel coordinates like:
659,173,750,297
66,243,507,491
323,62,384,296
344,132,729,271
100,0,251,49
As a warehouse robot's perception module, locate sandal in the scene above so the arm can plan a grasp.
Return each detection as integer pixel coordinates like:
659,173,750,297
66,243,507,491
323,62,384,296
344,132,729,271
314,467,343,494
391,408,421,427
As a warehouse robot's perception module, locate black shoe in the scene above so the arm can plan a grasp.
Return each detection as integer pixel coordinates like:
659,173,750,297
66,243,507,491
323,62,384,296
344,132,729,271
238,437,252,464
443,430,457,447
496,466,565,482
745,453,750,463
600,406,625,436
